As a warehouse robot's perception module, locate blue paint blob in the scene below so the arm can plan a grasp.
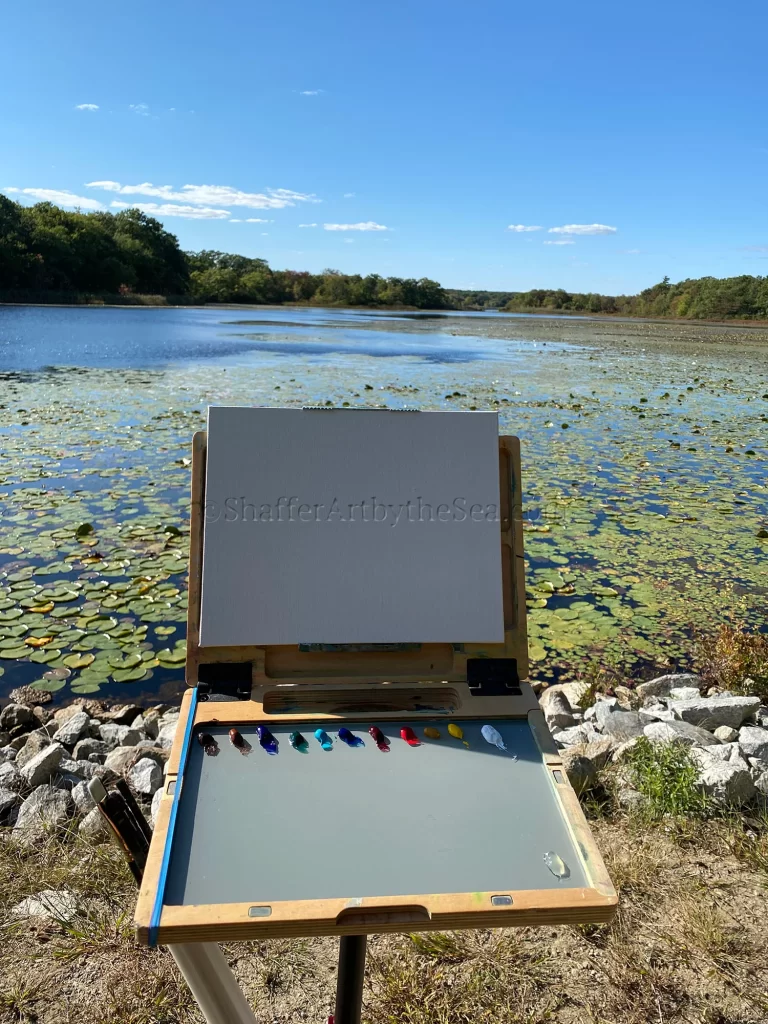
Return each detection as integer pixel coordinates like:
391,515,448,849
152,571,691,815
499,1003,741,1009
289,731,309,752
338,727,363,747
314,728,333,751
257,725,278,754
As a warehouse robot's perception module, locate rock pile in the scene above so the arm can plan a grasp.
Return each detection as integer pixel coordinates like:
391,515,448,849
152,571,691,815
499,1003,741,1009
0,697,181,840
539,674,768,807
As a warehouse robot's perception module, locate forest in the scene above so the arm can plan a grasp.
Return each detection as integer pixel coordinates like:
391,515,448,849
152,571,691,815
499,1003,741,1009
0,197,446,309
501,276,768,320
2,196,767,319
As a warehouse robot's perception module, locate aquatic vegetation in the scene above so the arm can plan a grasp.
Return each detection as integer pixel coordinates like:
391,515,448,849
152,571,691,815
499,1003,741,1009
0,309,764,701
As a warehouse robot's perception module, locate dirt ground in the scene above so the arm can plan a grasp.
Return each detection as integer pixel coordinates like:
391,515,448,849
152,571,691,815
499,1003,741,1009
1,812,767,1024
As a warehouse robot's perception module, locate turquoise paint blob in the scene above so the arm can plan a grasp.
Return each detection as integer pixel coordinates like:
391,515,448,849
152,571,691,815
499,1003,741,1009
314,728,333,751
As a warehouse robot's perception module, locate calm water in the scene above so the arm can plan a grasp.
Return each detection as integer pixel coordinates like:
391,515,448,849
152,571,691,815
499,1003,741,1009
0,304,765,705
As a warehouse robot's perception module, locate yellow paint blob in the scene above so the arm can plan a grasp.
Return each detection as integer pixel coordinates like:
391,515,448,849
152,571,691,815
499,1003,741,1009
447,723,463,740
423,727,441,740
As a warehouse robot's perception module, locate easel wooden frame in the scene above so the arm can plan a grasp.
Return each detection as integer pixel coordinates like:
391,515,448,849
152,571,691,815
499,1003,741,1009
135,428,617,948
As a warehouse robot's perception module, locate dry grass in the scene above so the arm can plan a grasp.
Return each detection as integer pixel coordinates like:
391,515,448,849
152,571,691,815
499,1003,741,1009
2,813,768,1024
695,624,768,702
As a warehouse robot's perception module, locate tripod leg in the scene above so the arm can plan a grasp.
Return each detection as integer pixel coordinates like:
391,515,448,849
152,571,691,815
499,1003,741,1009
169,943,258,1024
334,935,367,1024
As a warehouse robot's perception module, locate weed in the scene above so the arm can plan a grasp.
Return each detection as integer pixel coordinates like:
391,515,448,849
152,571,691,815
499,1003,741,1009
623,736,710,819
695,625,768,702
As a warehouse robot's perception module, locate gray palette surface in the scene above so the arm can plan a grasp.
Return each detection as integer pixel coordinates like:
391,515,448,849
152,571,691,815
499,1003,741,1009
165,719,587,907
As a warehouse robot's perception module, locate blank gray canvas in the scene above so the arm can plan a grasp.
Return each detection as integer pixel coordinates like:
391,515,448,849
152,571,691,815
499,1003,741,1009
165,719,587,907
200,408,504,646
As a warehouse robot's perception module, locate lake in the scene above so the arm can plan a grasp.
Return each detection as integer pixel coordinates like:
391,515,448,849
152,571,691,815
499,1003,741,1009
0,304,766,705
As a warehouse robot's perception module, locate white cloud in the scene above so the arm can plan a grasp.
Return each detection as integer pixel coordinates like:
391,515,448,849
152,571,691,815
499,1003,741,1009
85,180,319,209
75,103,99,111
299,223,318,228
323,221,388,231
343,192,356,198
229,219,242,223
299,90,322,96
245,217,271,223
261,232,269,236
543,239,575,246
110,200,230,220
507,224,542,232
3,187,103,210
548,223,617,235
130,103,150,116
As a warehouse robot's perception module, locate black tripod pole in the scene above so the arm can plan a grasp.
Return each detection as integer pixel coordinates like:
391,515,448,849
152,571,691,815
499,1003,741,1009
334,935,367,1024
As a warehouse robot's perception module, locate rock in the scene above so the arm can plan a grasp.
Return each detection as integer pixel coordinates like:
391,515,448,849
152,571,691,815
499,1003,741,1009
100,704,143,724
8,686,54,707
614,685,635,708
0,745,17,763
713,726,739,743
560,749,597,794
636,673,702,702
595,705,645,741
0,786,20,818
755,772,768,798
691,748,756,806
52,711,91,747
88,752,106,764
11,889,80,924
580,737,614,770
738,726,768,761
79,806,108,841
8,733,31,751
668,686,702,702
0,731,10,747
583,705,597,722
104,746,140,773
129,757,163,795
151,787,163,827
19,742,65,788
15,730,52,768
754,705,768,728
14,785,73,836
99,723,141,747
643,720,721,748
72,780,96,816
32,705,53,725
673,696,761,731
617,787,648,810
0,761,23,791
142,709,162,739
553,723,602,747
639,704,676,724
58,757,101,781
540,689,576,731
698,742,741,762
0,703,35,732
72,738,111,761
157,721,180,748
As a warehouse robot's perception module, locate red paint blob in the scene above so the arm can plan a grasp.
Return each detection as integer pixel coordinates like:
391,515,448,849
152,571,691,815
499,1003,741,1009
400,726,420,746
368,726,390,751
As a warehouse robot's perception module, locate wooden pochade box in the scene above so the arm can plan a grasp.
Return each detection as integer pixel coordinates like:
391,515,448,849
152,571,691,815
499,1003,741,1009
135,432,617,946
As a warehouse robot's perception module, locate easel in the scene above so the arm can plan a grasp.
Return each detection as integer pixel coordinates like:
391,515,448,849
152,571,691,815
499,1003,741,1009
123,416,616,1024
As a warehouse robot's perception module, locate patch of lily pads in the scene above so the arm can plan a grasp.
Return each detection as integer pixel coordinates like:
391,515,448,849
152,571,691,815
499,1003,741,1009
0,321,765,699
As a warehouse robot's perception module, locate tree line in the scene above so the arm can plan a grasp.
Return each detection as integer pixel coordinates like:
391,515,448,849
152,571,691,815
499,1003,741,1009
501,275,768,320
2,197,767,319
0,197,447,308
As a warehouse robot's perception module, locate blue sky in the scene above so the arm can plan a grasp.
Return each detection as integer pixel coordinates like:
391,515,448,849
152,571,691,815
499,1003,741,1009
2,0,767,293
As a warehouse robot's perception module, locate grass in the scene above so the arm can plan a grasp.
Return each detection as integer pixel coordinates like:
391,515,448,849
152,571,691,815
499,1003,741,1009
622,736,711,819
695,624,768,702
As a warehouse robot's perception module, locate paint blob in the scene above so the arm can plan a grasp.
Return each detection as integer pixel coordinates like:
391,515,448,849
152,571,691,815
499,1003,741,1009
338,727,363,747
257,725,278,754
543,851,570,879
447,723,464,740
315,728,333,751
289,731,308,752
368,726,389,751
481,724,507,750
229,728,249,754
423,727,441,740
197,732,217,756
400,726,420,746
